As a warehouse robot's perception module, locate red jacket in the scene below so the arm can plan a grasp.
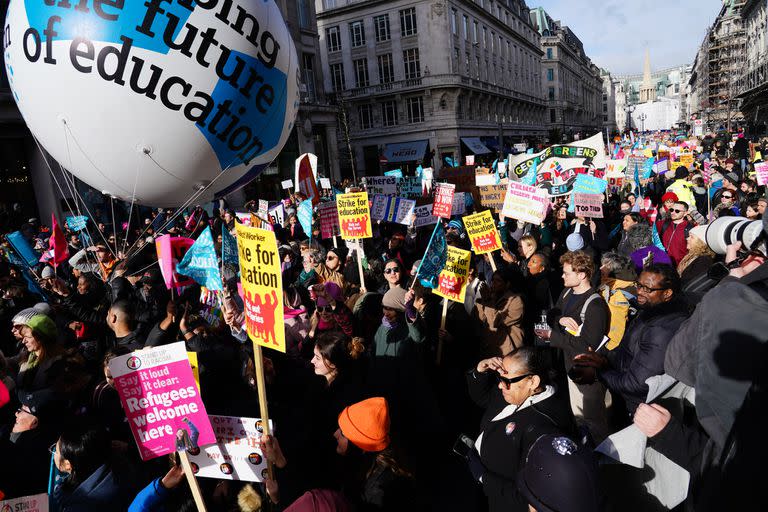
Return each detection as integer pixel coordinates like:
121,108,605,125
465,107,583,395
655,219,690,267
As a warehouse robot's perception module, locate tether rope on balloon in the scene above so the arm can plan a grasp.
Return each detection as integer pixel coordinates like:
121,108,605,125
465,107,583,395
122,159,140,257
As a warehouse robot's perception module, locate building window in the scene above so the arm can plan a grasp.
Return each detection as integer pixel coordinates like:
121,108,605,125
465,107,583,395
546,47,552,59
326,26,341,52
358,104,373,129
302,53,316,101
482,26,487,46
403,48,421,79
473,21,478,43
350,21,365,47
451,9,458,34
382,100,398,126
323,0,335,8
330,63,345,91
491,31,495,51
550,109,556,123
400,8,417,37
547,68,554,81
353,58,369,88
475,55,480,79
463,15,469,40
453,48,460,73
603,115,608,122
297,0,312,29
548,87,555,100
406,96,424,123
465,52,470,75
602,104,607,113
374,14,390,42
377,54,394,84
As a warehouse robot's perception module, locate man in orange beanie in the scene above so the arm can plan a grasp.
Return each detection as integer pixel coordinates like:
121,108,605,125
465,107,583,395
335,397,390,454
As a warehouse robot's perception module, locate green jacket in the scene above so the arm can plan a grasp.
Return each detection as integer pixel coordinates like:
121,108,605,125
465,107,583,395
372,316,425,358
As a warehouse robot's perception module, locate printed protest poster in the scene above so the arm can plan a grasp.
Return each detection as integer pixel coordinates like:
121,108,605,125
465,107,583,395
451,192,467,216
235,224,286,353
463,210,502,254
433,183,456,218
187,415,273,482
413,204,438,228
318,202,340,239
433,246,472,303
235,212,253,226
337,192,373,239
626,155,647,180
281,179,293,190
479,184,507,211
65,215,88,232
258,200,269,217
501,181,548,225
465,155,475,166
109,342,216,461
187,352,201,391
0,494,48,512
573,193,604,218
656,158,669,174
755,162,768,186
319,178,332,190
507,133,607,196
371,195,416,225
568,174,608,213
678,152,694,170
364,176,398,196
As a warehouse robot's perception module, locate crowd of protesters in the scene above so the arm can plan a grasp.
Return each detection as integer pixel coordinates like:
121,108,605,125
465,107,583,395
0,130,766,512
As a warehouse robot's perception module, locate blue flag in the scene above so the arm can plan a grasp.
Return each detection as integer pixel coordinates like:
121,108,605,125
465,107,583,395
522,158,538,186
643,157,655,180
415,165,423,178
651,222,666,251
633,162,643,199
6,231,40,268
384,169,403,178
297,200,313,241
66,215,89,232
222,224,238,266
176,226,222,291
416,223,447,289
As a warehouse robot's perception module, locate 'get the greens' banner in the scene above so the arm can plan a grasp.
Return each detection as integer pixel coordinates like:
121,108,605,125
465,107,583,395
433,246,471,303
235,224,285,353
462,210,501,254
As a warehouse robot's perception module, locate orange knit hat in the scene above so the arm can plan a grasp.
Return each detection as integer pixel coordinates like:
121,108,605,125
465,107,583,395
338,397,390,452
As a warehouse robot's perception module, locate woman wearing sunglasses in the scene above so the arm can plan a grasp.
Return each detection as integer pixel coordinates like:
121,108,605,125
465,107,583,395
466,346,574,512
377,258,406,295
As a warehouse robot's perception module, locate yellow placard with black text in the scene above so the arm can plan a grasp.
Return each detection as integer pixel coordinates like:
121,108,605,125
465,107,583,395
336,192,373,240
235,224,285,353
463,210,502,255
433,246,472,303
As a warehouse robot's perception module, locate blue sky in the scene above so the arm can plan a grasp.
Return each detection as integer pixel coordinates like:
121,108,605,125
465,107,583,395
531,0,724,75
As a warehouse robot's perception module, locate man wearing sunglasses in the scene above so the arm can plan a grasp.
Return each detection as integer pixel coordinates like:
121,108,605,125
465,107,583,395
656,201,691,267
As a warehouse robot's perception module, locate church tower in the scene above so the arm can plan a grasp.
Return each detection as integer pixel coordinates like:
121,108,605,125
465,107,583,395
639,49,656,103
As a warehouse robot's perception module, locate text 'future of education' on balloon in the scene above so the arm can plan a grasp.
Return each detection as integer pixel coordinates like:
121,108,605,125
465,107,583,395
16,0,282,166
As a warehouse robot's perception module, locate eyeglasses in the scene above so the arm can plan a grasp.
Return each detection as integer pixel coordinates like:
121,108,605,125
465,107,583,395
384,268,401,274
17,407,32,415
634,281,668,293
669,208,686,213
722,195,734,200
316,305,333,313
495,372,533,388
326,255,337,260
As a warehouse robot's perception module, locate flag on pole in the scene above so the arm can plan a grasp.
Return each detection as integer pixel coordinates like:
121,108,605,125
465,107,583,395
415,223,447,289
222,224,239,267
40,214,69,269
176,226,222,291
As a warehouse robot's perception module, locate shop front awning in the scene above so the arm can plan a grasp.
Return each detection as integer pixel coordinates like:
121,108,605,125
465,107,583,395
460,137,492,154
383,140,429,163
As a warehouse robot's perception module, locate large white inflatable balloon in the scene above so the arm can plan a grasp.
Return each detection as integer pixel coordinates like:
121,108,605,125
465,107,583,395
4,0,299,206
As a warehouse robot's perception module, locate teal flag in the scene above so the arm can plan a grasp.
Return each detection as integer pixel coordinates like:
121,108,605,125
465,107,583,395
176,226,222,291
222,224,238,266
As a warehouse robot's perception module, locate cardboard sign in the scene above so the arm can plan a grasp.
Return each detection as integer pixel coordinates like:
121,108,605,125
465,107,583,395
318,202,340,239
397,176,425,199
371,195,416,225
465,155,475,166
755,162,768,186
337,192,373,239
678,152,694,170
605,159,627,175
501,181,548,225
109,342,215,461
656,158,669,174
269,204,286,226
573,193,604,218
413,204,438,228
433,183,456,218
463,210,502,254
607,176,624,191
258,200,269,217
433,246,471,303
479,184,507,211
187,415,273,482
568,174,608,213
364,176,398,196
475,172,498,187
235,224,286,353
319,178,332,189
281,179,293,190
235,212,252,226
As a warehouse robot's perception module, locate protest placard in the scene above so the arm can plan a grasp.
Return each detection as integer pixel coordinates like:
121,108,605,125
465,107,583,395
479,184,507,211
678,152,694,170
433,183,456,219
384,169,403,178
568,173,608,213
109,342,216,461
755,162,768,186
0,493,48,512
364,176,398,196
235,224,286,353
463,210,502,254
607,175,624,192
451,192,467,216
258,200,269,217
235,212,252,226
465,155,475,166
475,172,498,187
318,202,340,239
501,181,547,225
397,176,424,199
413,204,438,228
269,204,286,226
186,415,273,482
281,179,293,190
371,195,416,225
433,246,471,303
318,178,331,190
337,192,373,239
573,193,604,218
605,159,627,176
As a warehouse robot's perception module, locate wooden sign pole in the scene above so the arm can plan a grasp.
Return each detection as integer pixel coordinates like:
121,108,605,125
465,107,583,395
356,240,366,293
253,344,274,480
178,450,208,512
436,299,449,365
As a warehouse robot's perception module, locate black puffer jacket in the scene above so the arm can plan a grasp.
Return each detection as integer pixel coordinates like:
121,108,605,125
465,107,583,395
600,297,689,414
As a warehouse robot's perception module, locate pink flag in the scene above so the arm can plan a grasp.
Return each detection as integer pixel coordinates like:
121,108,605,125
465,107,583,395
49,214,69,269
155,235,195,291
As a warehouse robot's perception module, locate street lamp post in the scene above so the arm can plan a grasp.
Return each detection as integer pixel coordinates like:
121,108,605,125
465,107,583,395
625,103,636,133
638,113,647,133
